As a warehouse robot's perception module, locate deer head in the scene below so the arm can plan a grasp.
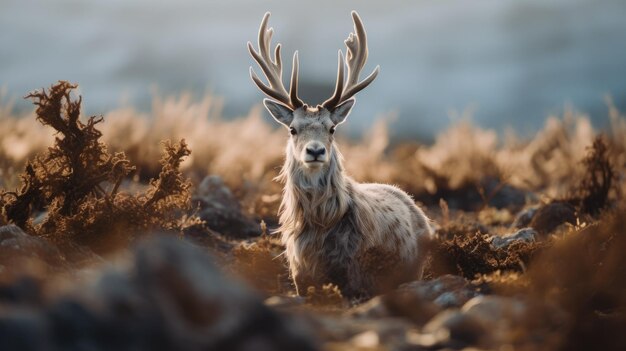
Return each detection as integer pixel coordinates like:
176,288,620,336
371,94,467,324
248,11,379,171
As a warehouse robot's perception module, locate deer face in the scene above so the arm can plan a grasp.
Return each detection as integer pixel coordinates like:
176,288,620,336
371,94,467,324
249,11,378,171
264,99,355,170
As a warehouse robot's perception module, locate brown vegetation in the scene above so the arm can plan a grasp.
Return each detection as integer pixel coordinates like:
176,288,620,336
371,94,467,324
0,82,193,253
0,82,625,350
525,208,626,351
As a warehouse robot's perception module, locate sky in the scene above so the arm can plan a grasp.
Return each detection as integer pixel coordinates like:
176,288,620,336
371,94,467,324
1,0,625,139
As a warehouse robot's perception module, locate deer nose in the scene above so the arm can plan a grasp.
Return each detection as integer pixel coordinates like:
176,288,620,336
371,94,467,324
306,146,326,158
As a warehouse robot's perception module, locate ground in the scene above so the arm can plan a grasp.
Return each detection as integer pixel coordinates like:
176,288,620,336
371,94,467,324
0,82,625,351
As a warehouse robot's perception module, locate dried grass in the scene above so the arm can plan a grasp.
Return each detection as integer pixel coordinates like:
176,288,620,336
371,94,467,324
3,90,621,212
0,82,625,350
525,206,626,351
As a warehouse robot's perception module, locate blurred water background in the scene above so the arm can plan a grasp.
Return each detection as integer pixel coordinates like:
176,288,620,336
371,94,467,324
1,0,625,139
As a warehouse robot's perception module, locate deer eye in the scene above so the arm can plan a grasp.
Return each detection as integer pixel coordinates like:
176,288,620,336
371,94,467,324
329,126,336,134
290,127,297,135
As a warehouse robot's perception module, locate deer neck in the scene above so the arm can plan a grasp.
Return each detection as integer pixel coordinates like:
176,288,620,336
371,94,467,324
278,145,351,232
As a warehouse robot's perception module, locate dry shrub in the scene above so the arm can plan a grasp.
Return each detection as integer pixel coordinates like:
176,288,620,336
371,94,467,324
0,97,52,175
0,82,193,253
570,135,618,215
526,205,626,351
429,224,545,280
101,95,285,186
2,90,624,212
339,117,397,183
417,120,502,192
496,110,595,196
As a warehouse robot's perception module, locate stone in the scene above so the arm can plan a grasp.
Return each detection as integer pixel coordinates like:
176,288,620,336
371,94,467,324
529,202,576,235
0,225,63,266
422,310,486,348
350,275,479,329
511,206,538,229
480,177,529,211
490,228,537,249
192,175,261,238
460,295,528,348
398,275,479,308
1,236,315,351
0,309,48,351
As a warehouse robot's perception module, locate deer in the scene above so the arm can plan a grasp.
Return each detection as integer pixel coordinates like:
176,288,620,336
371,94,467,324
248,11,434,298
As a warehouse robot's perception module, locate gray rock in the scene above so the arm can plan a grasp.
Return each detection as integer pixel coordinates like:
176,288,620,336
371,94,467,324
350,296,390,319
421,310,486,348
416,295,566,350
2,236,315,351
460,295,528,348
414,295,531,350
351,275,479,327
398,275,479,308
477,177,531,211
0,225,63,265
529,201,577,235
511,206,538,229
0,309,49,351
193,175,261,238
490,228,537,249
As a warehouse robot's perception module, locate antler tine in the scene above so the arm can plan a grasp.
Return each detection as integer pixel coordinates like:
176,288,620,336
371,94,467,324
289,51,304,107
248,12,303,109
323,11,379,110
322,50,346,109
346,11,367,86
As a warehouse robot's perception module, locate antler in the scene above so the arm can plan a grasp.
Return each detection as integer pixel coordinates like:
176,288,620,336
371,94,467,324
322,11,380,110
248,12,304,109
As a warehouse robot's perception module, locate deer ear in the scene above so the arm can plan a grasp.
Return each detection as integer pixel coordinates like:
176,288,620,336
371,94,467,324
330,98,355,125
263,99,294,126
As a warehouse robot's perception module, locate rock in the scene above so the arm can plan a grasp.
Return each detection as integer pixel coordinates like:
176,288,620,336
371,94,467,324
529,202,576,235
1,236,315,351
490,228,537,249
0,276,43,305
462,295,527,321
321,317,417,351
511,206,538,229
351,275,479,328
0,225,63,266
425,177,530,212
398,275,479,308
193,175,261,238
414,295,564,350
460,295,528,348
420,310,486,348
0,309,49,351
351,291,439,326
350,296,389,319
412,295,531,349
481,177,529,211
